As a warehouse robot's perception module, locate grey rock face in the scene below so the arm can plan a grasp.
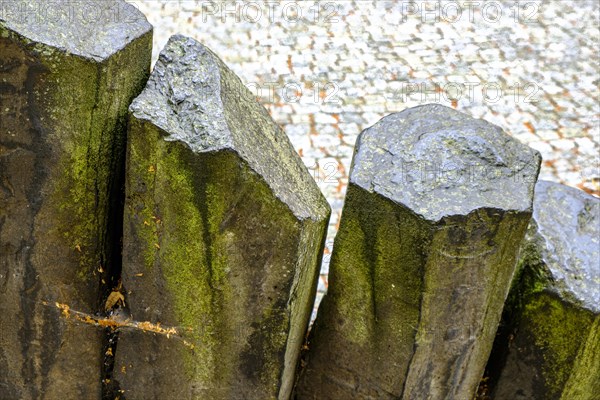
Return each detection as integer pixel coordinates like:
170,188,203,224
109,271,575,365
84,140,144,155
0,1,150,61
350,105,539,221
0,2,152,399
295,104,541,400
528,181,599,313
114,35,330,400
489,181,599,400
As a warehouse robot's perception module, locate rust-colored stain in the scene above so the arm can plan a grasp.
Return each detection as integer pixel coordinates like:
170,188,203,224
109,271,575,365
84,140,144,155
337,161,347,178
47,301,196,349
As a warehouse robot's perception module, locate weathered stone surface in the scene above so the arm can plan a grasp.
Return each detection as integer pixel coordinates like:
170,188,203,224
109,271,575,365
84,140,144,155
487,180,599,400
0,2,152,399
113,35,330,400
295,104,541,399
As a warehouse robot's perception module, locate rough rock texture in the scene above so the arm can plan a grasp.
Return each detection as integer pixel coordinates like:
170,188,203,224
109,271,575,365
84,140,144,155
487,180,599,400
295,104,541,400
113,35,330,400
0,2,152,399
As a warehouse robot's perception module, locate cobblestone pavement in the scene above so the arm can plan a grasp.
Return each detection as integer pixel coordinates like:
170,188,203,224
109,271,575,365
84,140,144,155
136,0,600,315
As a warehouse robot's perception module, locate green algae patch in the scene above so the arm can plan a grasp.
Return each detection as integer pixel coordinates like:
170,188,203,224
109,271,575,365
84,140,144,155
118,134,324,399
124,118,161,273
41,27,153,291
297,184,432,399
489,260,599,400
155,142,217,382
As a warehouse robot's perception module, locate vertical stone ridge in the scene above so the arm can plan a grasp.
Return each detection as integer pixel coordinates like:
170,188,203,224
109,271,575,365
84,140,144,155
279,218,328,398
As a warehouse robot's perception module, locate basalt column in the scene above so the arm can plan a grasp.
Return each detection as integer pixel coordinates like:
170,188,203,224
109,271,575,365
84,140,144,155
0,2,152,399
295,104,541,400
113,35,330,400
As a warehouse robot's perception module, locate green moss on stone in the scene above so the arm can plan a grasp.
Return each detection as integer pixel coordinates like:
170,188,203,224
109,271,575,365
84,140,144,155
329,213,373,345
126,127,305,395
49,55,100,281
8,26,152,299
307,184,431,396
125,119,160,271
523,292,595,398
31,30,152,288
156,142,216,382
504,237,553,320
561,315,600,399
